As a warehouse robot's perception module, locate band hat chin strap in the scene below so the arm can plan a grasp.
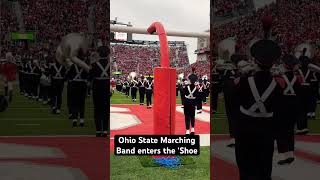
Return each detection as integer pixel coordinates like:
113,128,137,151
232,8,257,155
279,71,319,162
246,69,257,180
185,86,197,99
283,75,296,95
240,77,276,118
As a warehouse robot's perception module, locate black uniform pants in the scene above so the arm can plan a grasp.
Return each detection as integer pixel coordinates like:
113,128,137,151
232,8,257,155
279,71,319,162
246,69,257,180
176,87,179,96
235,133,274,180
180,90,185,106
68,81,87,120
203,89,209,103
184,104,196,130
87,82,92,96
276,122,295,153
297,88,312,130
223,81,236,138
309,83,318,113
39,85,49,101
92,80,108,133
126,87,130,96
139,88,145,103
211,85,221,111
67,82,72,114
116,85,121,92
197,92,203,110
275,100,298,154
18,72,24,93
25,74,32,96
131,87,137,100
31,75,40,97
146,90,152,106
51,79,64,110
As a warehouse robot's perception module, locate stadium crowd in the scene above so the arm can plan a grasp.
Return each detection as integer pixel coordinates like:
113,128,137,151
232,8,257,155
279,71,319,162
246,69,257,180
111,43,189,75
213,0,320,54
214,0,249,17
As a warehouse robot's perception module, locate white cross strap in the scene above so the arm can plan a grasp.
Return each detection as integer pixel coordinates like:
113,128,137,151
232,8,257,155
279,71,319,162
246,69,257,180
53,64,63,79
139,81,144,87
132,80,138,87
29,64,36,73
283,75,296,95
311,72,318,82
206,82,210,88
240,77,276,118
73,65,84,81
198,84,204,92
185,86,197,99
299,69,310,85
96,62,108,79
146,82,153,90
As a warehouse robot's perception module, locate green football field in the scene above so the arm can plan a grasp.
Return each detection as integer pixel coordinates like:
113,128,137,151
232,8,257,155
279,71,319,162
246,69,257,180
0,83,97,136
110,91,210,180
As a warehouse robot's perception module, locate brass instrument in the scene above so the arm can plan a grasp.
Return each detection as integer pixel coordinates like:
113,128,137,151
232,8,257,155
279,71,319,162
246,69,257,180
55,33,91,72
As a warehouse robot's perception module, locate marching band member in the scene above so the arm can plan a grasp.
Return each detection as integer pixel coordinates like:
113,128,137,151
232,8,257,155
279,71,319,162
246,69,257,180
203,76,210,104
89,45,109,137
124,79,130,97
138,76,146,105
196,78,204,114
130,77,138,102
296,48,313,135
211,66,222,113
39,61,51,105
274,54,303,165
29,58,41,100
219,58,238,148
50,58,67,114
183,72,198,135
233,16,282,179
180,78,188,108
308,56,320,119
145,75,153,108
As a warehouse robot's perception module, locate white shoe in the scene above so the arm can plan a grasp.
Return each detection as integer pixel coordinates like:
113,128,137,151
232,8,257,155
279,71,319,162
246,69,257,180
186,130,190,135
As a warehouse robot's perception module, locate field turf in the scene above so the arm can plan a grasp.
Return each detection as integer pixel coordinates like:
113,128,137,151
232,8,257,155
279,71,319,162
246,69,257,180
110,147,210,180
0,83,96,136
110,91,210,180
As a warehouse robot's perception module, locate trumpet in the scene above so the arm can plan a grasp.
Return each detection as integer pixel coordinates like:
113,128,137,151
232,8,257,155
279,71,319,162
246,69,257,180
127,72,137,82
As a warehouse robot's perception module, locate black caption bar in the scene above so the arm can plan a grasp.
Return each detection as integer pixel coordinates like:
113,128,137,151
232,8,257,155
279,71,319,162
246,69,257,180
114,135,200,156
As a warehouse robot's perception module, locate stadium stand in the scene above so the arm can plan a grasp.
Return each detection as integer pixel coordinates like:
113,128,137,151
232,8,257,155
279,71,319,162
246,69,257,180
111,42,190,76
214,0,249,17
213,0,320,54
